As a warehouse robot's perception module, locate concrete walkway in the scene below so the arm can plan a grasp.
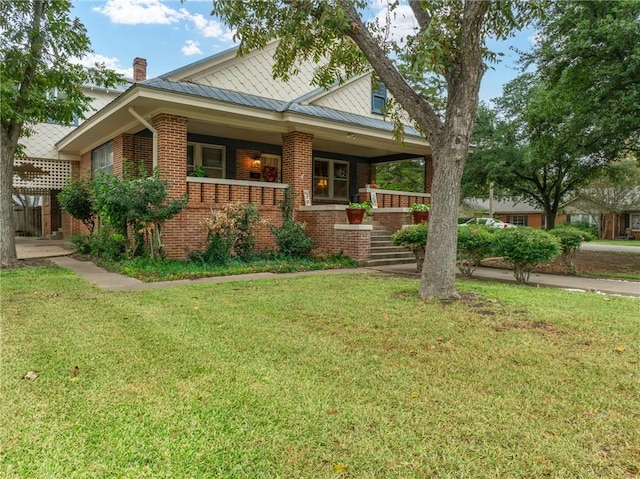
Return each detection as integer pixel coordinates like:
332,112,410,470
15,236,73,259
16,237,640,297
373,263,640,297
44,256,640,297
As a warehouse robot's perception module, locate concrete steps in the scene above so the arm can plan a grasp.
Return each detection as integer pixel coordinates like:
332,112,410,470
367,224,416,267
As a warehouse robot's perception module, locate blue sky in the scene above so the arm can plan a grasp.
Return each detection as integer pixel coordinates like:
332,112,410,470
73,0,536,103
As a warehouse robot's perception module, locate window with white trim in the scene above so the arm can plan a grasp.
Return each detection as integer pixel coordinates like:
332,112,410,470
187,143,225,178
92,141,113,177
507,215,528,226
372,80,387,115
631,214,640,231
313,158,349,200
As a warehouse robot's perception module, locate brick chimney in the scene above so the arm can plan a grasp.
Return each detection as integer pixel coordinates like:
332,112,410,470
133,57,147,82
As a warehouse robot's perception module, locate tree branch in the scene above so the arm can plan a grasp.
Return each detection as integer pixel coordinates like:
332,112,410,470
408,0,431,31
336,0,443,139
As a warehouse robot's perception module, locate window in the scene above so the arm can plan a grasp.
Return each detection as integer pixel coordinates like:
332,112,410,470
187,143,225,178
631,214,640,231
372,80,387,115
569,214,596,225
92,141,113,177
313,158,349,200
47,87,79,126
507,215,528,226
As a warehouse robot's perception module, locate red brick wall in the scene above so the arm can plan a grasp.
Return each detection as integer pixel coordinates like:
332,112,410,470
298,208,371,262
236,148,262,181
371,211,411,232
134,136,154,175
335,228,371,262
152,114,188,257
282,131,313,212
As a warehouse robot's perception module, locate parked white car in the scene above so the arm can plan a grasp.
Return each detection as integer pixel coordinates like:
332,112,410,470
459,218,517,229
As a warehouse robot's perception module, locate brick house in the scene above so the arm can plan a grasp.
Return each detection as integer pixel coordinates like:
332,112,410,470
460,198,567,229
57,43,432,260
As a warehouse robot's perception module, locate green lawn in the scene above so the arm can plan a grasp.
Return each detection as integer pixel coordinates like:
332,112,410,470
591,239,640,247
2,265,639,478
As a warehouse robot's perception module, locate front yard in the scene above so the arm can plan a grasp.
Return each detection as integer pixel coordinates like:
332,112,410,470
2,265,639,478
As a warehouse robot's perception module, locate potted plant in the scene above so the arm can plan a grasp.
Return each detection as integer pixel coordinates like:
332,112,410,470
346,200,372,224
409,203,430,224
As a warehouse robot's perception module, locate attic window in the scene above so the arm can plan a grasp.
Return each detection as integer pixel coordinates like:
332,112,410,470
372,80,387,115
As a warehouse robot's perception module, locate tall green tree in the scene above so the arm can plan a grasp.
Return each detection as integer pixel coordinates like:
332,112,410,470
0,0,122,266
211,0,543,298
464,75,603,229
526,0,640,162
375,159,424,193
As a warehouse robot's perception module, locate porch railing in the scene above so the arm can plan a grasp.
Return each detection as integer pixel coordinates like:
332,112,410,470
359,185,430,208
186,177,288,207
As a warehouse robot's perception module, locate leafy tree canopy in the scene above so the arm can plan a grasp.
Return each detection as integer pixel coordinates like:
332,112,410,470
525,0,640,162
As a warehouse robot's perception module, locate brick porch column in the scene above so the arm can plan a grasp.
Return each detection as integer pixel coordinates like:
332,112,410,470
152,114,187,198
282,131,313,211
152,114,188,258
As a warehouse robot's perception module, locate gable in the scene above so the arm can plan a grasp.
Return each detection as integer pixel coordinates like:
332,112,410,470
168,42,320,102
309,74,379,119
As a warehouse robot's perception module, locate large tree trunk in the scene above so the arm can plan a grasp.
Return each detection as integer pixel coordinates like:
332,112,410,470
1,131,18,267
419,141,467,299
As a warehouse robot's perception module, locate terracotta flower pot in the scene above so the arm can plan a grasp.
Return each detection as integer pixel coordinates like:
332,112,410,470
412,210,429,224
346,208,366,224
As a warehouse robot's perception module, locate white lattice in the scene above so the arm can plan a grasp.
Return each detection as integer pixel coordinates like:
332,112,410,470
13,158,72,190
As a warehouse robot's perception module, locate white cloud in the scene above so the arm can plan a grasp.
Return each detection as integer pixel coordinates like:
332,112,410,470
181,40,202,56
372,3,418,46
188,12,234,41
75,53,133,77
94,0,186,25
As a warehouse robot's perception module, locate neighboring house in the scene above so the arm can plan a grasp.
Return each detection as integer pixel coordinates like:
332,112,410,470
12,61,140,237
460,198,567,229
563,192,640,240
56,42,432,260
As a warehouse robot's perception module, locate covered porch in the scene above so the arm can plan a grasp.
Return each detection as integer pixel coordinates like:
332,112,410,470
57,78,432,260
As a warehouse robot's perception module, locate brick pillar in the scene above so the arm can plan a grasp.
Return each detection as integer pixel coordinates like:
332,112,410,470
153,114,187,198
282,131,313,211
356,162,372,189
152,114,188,258
424,155,434,194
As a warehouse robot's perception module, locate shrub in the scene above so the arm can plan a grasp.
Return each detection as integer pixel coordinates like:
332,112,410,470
270,186,316,258
492,227,561,284
550,224,594,275
456,225,494,277
271,220,316,258
58,179,97,236
202,202,264,265
392,223,428,271
92,164,187,259
565,221,597,238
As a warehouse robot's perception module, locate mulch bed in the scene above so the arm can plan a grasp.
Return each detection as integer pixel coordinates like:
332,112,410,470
482,250,640,277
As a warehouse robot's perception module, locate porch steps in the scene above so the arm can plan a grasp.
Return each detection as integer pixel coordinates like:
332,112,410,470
366,223,416,267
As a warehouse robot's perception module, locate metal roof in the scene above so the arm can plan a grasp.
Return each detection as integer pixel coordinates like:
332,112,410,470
138,77,422,138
